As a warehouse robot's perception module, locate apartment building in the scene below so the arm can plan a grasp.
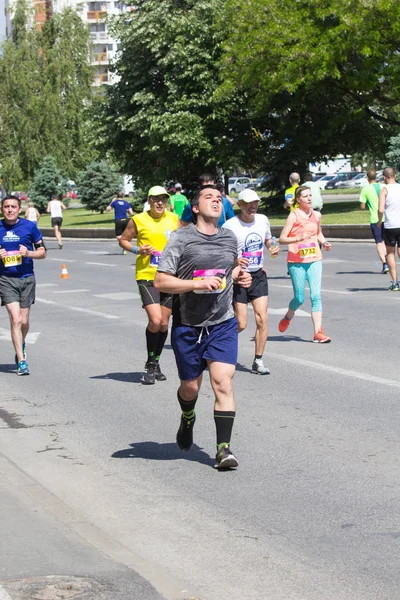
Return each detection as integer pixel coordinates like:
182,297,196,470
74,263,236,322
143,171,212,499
3,0,132,85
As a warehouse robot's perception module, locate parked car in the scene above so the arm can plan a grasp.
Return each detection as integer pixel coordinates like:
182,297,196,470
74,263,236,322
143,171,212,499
254,174,273,189
325,172,359,189
348,171,383,188
228,177,253,194
315,175,337,190
11,191,28,201
345,172,368,188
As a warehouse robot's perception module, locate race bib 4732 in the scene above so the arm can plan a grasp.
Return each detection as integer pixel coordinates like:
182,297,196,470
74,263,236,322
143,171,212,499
298,243,317,258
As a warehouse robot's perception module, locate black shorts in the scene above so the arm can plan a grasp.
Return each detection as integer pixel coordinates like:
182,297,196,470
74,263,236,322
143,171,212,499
51,217,63,228
137,279,173,309
370,222,384,244
115,218,129,237
233,269,268,304
383,227,400,247
0,275,36,308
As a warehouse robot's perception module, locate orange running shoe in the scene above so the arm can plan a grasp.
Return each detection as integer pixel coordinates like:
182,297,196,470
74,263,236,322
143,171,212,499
313,328,331,343
278,315,292,332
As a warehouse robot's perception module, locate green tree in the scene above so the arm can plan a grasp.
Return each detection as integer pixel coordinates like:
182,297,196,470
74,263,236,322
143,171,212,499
76,161,121,212
218,0,400,176
0,0,95,191
386,135,400,171
29,156,67,212
98,0,266,187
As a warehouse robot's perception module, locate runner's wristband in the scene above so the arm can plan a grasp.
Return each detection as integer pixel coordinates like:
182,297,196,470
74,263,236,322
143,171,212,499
132,246,138,254
323,241,328,247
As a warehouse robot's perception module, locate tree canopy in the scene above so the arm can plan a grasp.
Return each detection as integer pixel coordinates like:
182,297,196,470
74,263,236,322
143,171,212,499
29,155,67,212
0,0,95,191
76,161,121,212
218,0,400,174
98,0,266,187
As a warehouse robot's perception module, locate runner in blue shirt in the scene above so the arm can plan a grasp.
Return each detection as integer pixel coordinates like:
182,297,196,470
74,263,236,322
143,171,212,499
105,192,133,253
0,195,46,375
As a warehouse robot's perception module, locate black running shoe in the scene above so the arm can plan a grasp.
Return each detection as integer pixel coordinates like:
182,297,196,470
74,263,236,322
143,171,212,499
155,362,167,381
215,445,239,470
141,361,156,385
176,413,196,450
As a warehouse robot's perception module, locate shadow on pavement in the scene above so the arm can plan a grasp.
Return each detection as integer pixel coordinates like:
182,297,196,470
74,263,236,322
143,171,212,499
90,372,143,383
346,287,388,292
267,334,309,343
0,363,17,374
336,270,376,275
111,441,215,467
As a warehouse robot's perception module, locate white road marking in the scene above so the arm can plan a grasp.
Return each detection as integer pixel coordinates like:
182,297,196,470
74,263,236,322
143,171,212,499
0,328,40,344
36,283,58,287
85,261,117,267
36,298,119,320
275,353,400,389
93,292,140,300
0,586,13,600
53,289,90,294
47,258,76,263
268,308,310,316
271,283,352,295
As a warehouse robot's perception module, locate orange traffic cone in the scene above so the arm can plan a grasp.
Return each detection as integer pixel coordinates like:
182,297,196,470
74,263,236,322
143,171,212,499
60,264,69,279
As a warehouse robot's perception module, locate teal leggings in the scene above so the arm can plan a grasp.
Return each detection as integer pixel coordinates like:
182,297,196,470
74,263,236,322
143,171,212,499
288,261,322,313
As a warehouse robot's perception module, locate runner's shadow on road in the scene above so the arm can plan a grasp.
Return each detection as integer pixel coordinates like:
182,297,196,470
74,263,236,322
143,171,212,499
267,335,309,343
336,270,376,275
0,364,17,374
346,287,388,292
90,372,143,383
112,441,215,467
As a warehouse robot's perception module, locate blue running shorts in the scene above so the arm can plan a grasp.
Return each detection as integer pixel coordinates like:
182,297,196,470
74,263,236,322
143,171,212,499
171,316,238,381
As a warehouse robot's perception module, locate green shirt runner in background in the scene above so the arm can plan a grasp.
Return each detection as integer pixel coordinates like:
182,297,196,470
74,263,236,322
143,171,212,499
359,183,380,223
170,183,189,218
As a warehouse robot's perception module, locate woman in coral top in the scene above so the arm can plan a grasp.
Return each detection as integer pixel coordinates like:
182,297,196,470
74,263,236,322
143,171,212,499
278,186,332,343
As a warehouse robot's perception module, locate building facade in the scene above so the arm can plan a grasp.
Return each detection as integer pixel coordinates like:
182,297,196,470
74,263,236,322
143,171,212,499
3,0,131,85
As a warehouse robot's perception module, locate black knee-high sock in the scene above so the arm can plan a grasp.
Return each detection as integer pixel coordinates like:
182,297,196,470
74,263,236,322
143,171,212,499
214,410,236,449
146,327,159,361
155,329,168,361
177,391,197,421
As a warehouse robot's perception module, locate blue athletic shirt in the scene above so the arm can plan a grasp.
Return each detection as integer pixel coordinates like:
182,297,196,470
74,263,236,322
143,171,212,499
110,199,131,220
180,196,234,227
0,218,43,278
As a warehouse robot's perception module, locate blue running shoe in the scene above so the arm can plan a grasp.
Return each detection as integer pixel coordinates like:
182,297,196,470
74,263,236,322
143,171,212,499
15,341,27,365
17,360,30,376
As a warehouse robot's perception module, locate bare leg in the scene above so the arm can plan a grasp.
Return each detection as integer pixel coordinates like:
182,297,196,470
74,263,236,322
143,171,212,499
5,302,28,363
386,246,397,281
251,296,268,356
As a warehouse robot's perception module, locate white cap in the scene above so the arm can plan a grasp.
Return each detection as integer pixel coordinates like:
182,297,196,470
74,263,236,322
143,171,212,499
175,182,182,189
237,188,260,203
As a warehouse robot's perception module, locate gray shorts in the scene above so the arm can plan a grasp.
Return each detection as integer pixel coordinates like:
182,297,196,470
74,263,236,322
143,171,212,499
0,275,36,308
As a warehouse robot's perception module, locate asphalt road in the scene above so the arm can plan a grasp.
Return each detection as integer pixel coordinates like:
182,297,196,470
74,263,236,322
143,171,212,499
0,239,399,600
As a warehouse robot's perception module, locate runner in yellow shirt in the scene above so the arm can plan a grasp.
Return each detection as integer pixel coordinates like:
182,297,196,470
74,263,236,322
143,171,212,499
121,186,179,384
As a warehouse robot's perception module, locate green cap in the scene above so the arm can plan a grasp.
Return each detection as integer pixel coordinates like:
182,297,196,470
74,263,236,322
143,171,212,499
147,186,170,198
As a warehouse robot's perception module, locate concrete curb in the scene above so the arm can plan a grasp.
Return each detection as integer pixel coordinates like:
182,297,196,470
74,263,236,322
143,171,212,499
41,225,374,241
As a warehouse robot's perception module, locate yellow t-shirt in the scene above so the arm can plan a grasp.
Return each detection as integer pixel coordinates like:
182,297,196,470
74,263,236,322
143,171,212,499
285,184,299,211
133,210,179,281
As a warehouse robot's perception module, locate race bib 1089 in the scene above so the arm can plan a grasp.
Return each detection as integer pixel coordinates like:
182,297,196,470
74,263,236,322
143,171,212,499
2,251,22,267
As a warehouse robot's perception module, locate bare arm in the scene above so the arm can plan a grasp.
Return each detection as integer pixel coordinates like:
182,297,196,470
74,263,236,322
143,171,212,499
278,213,297,244
19,241,46,260
378,188,387,224
46,202,51,213
154,271,224,293
127,207,134,216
